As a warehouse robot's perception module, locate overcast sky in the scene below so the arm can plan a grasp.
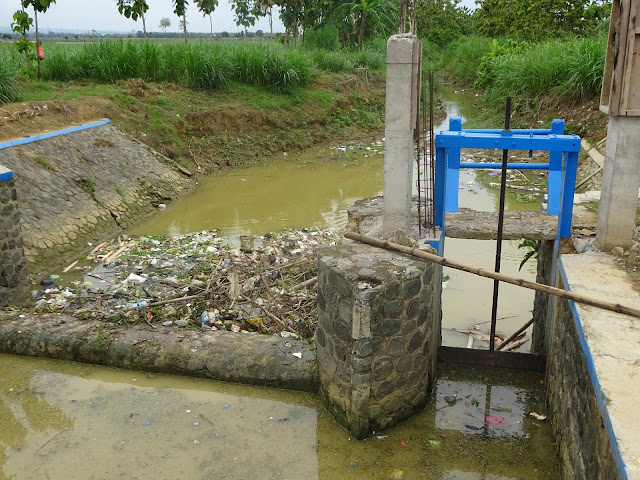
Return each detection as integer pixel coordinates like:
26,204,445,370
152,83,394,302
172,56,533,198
1,0,477,35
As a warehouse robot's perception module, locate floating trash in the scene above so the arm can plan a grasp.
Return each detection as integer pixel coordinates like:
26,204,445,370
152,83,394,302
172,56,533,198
485,415,506,425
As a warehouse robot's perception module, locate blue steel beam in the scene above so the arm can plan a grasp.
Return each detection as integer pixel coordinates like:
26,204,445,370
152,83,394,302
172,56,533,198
436,131,580,152
460,162,549,170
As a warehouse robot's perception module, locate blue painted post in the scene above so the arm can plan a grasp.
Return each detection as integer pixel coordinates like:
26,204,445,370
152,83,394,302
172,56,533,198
435,145,447,229
546,119,564,215
445,118,462,212
559,150,578,238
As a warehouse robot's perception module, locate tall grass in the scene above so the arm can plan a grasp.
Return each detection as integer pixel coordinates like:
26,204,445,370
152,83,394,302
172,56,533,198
0,38,388,103
441,36,492,85
0,47,20,103
485,35,607,102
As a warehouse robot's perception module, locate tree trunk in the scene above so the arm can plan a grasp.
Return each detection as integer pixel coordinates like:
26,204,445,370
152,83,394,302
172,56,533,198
209,15,213,36
183,11,188,43
358,17,366,48
35,9,41,80
269,7,273,41
141,11,148,39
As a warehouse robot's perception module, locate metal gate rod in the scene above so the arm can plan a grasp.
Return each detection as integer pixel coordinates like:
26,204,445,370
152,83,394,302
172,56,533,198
344,232,640,319
490,96,512,351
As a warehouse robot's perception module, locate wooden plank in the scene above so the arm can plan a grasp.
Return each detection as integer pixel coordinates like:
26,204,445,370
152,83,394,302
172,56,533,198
438,346,546,372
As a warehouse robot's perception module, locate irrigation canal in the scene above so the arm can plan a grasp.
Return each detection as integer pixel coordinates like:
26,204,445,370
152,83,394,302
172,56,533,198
1,90,562,479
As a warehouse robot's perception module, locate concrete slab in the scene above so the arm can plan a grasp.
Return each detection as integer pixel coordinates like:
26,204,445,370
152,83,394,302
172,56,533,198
347,196,597,241
560,252,640,479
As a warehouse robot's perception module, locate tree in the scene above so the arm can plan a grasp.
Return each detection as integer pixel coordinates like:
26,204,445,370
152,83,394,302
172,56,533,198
117,0,149,39
21,0,56,78
415,0,470,46
196,0,218,36
473,0,596,40
173,0,189,43
11,8,34,74
336,0,398,48
159,17,171,36
231,0,258,38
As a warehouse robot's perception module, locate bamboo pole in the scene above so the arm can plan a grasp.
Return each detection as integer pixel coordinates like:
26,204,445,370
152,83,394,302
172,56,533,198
496,318,534,351
344,232,640,319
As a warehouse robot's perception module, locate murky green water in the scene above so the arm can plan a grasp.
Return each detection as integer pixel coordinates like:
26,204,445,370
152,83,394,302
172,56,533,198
127,146,385,239
0,354,559,479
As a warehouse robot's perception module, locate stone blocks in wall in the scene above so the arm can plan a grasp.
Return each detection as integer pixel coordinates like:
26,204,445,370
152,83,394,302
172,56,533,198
316,241,441,439
546,278,619,479
0,167,28,308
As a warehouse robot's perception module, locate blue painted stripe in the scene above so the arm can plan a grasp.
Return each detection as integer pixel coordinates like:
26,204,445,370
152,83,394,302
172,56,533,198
0,119,111,150
0,169,14,182
558,260,629,480
460,162,549,170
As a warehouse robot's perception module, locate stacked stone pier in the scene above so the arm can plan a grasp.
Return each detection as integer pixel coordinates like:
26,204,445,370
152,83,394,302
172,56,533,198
316,241,441,439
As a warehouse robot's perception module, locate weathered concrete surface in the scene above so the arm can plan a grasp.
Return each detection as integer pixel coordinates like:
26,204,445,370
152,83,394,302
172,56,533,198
595,116,640,251
0,312,317,392
0,122,193,273
548,252,640,479
383,35,420,238
348,196,597,241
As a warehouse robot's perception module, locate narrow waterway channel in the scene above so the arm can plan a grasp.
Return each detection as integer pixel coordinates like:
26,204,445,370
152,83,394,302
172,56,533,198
0,354,559,480
127,88,543,352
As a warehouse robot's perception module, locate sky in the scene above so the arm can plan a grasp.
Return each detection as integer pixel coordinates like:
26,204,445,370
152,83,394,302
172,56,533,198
1,0,284,34
1,0,478,35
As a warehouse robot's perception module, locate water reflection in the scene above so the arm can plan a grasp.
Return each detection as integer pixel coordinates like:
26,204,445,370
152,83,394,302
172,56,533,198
0,355,558,480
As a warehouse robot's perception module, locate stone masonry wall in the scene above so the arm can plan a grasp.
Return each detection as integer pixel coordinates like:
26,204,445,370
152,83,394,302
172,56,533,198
0,123,193,273
531,239,554,354
546,279,619,480
316,241,441,439
0,168,28,307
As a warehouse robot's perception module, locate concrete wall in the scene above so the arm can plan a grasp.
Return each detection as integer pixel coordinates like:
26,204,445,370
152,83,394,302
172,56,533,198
546,256,624,479
0,122,192,273
316,241,441,439
0,167,28,307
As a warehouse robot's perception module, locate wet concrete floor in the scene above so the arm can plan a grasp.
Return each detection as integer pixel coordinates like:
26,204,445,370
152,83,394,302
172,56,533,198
0,354,559,479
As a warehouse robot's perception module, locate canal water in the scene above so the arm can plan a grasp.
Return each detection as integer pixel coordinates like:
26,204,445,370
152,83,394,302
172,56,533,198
127,89,544,351
0,354,558,479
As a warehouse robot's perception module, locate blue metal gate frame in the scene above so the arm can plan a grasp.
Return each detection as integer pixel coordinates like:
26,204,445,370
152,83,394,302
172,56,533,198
434,117,581,240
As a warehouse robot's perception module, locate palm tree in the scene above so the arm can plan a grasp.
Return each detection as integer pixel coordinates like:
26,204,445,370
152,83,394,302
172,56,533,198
337,0,399,48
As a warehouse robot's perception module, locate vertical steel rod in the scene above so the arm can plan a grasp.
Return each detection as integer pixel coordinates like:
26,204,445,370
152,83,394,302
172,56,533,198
489,96,512,351
428,70,435,235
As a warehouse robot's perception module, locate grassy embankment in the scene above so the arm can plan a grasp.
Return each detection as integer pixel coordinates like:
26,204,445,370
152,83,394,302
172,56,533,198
0,40,388,172
423,33,609,141
0,33,609,170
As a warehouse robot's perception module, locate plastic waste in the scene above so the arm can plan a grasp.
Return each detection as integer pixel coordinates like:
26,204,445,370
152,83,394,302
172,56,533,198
281,331,299,339
428,439,442,447
529,412,547,421
349,462,358,468
485,415,506,425
124,273,147,284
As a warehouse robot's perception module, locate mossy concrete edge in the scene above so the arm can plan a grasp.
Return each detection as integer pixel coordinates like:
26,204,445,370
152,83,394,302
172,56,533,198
0,312,318,392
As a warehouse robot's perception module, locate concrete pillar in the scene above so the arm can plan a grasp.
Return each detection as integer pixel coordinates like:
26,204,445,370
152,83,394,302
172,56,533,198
383,34,420,238
0,166,29,307
315,241,440,439
594,116,640,251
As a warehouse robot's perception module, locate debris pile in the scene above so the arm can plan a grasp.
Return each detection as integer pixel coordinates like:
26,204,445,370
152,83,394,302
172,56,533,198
34,229,336,339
